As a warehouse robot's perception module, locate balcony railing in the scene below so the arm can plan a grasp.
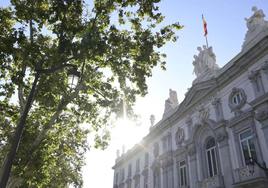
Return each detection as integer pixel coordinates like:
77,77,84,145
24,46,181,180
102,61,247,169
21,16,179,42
233,166,267,185
198,175,224,188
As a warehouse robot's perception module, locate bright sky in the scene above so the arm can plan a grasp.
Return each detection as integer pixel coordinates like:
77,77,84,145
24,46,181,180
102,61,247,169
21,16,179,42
83,1,268,188
1,0,268,188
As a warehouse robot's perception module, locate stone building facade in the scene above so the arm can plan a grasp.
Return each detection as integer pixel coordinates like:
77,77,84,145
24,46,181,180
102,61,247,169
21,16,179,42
113,7,268,188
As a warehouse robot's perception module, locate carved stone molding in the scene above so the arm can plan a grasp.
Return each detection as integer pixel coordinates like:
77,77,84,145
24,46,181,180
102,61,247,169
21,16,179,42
142,168,148,177
197,105,210,121
185,116,193,126
150,160,160,170
248,70,260,81
175,127,185,146
228,87,247,115
133,173,140,180
255,109,268,122
216,131,228,143
187,144,196,156
261,60,268,75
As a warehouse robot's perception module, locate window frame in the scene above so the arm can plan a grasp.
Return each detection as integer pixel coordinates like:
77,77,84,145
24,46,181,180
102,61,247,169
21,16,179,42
239,129,257,166
178,160,187,187
205,138,218,178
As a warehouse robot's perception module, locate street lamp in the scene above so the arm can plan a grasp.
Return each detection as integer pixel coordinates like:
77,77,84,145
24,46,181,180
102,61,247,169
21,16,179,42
68,66,81,89
247,157,268,177
0,64,80,188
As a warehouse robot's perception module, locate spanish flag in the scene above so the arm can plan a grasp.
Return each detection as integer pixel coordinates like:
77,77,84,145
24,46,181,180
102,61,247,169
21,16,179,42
202,14,208,36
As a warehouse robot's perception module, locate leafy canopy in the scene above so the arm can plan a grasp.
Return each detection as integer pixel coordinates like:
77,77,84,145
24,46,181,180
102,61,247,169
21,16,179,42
0,0,182,187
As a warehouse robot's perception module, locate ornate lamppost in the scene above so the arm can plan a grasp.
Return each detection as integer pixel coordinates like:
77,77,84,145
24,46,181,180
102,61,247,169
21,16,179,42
0,64,80,188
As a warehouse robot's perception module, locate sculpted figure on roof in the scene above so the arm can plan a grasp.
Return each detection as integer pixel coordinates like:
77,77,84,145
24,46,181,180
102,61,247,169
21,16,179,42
193,45,219,78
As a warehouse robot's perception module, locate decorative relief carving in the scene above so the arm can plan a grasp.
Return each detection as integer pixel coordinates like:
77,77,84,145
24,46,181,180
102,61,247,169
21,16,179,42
185,116,193,126
228,88,247,115
187,144,196,156
175,127,185,146
262,60,268,78
216,132,228,143
255,109,268,122
197,105,210,121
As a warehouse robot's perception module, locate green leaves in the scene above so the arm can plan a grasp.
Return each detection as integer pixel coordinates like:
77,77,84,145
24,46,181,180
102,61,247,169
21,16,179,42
0,0,182,187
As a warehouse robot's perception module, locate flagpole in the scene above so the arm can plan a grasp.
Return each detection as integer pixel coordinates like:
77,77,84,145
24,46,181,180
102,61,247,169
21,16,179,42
205,35,209,48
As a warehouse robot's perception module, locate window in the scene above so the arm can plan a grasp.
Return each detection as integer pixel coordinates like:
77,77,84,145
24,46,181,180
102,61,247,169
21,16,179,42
206,138,218,177
120,168,125,182
144,175,148,188
232,92,242,105
115,172,119,185
145,153,149,167
239,129,257,165
162,133,172,153
128,164,132,177
178,160,187,187
134,176,140,188
136,159,140,173
153,169,160,188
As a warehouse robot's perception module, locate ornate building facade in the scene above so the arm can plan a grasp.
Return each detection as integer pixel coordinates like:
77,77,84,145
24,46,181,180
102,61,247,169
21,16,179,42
113,7,268,188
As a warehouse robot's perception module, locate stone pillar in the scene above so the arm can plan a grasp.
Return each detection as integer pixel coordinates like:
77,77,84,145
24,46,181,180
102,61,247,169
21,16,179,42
255,108,268,150
261,61,268,90
212,97,224,122
216,132,234,188
187,145,198,188
248,70,265,97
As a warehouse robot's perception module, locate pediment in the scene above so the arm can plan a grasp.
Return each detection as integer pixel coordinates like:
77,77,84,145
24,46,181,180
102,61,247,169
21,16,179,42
182,79,217,108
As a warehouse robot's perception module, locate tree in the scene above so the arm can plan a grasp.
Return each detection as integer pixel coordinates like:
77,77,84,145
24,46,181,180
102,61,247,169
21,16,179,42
0,0,182,187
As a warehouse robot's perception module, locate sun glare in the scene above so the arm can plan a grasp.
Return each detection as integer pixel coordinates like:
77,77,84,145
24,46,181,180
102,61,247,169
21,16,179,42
111,118,147,152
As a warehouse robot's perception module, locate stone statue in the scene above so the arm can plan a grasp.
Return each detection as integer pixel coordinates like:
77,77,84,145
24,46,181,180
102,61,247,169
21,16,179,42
163,89,179,115
150,114,155,127
169,89,179,107
245,6,266,31
116,149,120,158
192,45,219,78
243,6,268,49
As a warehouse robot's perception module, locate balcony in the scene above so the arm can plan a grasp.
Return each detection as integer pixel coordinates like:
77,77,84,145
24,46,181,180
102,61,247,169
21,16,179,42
233,166,268,187
198,175,224,188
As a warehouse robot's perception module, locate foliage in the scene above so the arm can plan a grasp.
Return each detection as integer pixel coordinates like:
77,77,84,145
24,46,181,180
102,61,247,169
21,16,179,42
0,0,182,187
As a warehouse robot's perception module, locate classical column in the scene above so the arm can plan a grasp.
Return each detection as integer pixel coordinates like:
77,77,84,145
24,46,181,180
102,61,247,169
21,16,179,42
187,144,198,188
216,131,234,188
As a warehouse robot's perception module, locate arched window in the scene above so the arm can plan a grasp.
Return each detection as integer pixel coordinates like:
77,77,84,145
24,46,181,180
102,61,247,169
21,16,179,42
206,138,218,177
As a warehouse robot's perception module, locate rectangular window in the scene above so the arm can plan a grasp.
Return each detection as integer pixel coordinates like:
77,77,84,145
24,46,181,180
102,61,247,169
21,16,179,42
128,164,132,177
178,160,187,187
135,177,140,188
239,129,257,165
144,175,148,188
206,147,218,177
136,159,140,173
145,153,149,167
115,172,119,184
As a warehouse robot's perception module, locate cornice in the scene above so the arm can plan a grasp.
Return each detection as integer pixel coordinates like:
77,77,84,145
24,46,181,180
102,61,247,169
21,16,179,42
113,33,268,169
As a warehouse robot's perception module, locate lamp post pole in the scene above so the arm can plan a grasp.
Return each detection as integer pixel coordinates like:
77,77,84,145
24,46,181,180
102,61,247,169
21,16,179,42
0,72,40,188
0,63,81,188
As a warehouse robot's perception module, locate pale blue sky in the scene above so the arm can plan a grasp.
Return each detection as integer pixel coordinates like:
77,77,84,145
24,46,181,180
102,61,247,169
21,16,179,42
86,1,268,188
1,0,268,187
